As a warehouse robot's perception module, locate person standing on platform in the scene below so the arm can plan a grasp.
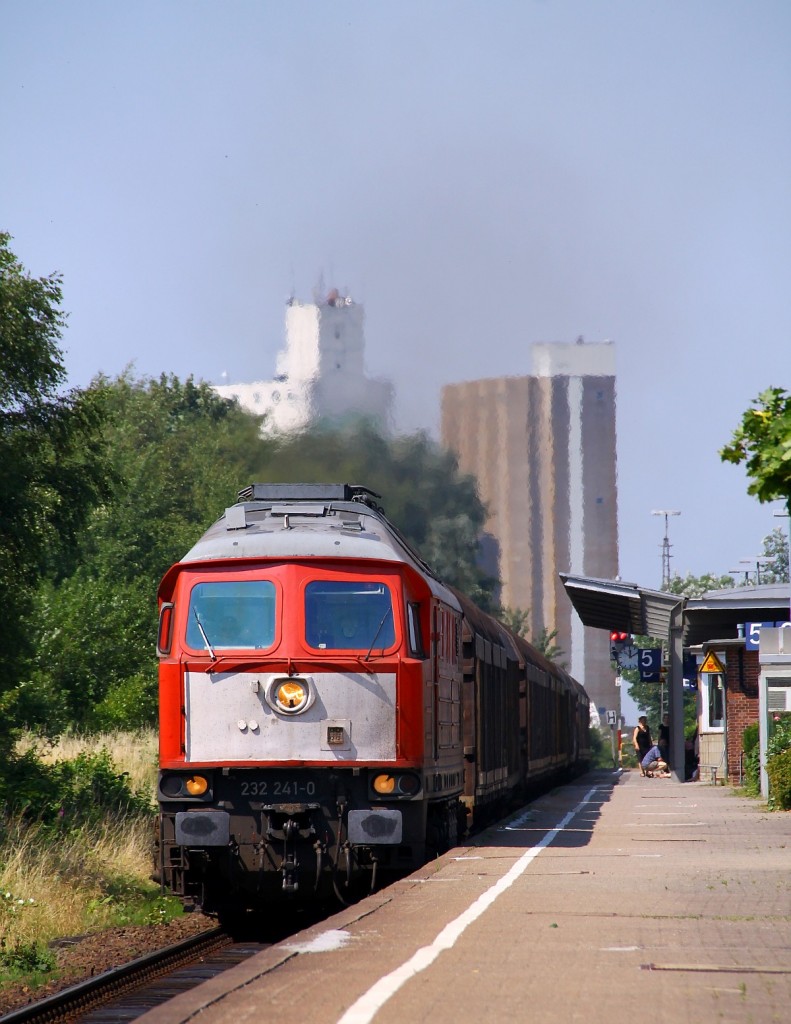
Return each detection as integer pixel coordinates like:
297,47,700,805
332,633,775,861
633,716,652,776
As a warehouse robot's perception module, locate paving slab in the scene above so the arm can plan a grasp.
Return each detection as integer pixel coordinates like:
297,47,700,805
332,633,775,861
138,770,791,1024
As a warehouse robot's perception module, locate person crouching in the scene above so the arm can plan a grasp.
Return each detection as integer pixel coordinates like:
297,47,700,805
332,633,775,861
641,744,670,777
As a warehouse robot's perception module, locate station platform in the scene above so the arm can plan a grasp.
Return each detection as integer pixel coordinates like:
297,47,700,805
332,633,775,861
139,770,791,1024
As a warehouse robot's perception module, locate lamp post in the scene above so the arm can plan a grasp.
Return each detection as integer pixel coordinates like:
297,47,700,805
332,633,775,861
738,557,765,585
652,510,681,589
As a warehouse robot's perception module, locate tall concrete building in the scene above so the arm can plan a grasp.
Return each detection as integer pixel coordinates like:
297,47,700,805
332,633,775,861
441,340,618,718
214,288,393,434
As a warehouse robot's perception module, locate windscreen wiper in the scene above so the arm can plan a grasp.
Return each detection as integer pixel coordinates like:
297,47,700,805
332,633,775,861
193,610,216,660
365,607,393,661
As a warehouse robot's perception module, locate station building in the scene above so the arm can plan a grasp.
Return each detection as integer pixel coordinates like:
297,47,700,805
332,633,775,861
685,583,791,786
561,573,791,787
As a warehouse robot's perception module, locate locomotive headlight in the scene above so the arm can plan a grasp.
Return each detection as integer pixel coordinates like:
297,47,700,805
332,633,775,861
265,676,314,715
373,774,397,794
276,680,307,710
185,775,208,796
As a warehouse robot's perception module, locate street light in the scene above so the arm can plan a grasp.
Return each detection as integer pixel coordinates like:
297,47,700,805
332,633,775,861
740,557,765,585
652,510,681,589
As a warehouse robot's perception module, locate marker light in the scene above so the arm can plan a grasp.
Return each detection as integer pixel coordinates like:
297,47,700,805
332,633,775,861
185,775,208,796
373,774,397,794
372,773,421,797
397,774,421,796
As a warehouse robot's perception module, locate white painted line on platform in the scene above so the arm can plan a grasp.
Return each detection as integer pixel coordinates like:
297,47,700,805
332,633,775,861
602,946,641,952
336,786,601,1024
453,855,484,860
627,821,707,827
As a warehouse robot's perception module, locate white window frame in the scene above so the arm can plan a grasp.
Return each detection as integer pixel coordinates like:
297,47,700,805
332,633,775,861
700,671,725,732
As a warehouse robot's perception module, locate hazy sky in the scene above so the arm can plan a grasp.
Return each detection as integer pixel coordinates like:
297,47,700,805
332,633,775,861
2,0,789,589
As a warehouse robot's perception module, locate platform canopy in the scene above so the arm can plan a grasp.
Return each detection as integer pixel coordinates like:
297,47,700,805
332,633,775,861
558,573,685,639
559,572,686,782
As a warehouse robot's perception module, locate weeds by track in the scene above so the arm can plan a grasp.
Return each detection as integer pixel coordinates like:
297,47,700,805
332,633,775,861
0,926,238,1024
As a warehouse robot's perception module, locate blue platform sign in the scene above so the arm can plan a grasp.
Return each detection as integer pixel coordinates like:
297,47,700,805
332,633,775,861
744,621,791,650
638,647,662,681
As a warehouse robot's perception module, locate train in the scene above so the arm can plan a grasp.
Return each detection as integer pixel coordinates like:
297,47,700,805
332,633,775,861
155,483,590,920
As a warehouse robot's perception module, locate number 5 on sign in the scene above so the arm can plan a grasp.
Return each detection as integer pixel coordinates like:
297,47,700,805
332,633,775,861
745,622,773,650
638,648,661,681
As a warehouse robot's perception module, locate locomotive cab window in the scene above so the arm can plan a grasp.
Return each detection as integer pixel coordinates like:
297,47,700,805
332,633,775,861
305,581,396,651
186,580,276,651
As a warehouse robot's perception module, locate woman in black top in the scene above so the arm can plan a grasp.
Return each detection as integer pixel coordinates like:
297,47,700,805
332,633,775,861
633,716,652,775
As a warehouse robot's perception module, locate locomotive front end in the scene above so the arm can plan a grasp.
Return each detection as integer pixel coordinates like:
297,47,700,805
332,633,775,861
155,486,442,918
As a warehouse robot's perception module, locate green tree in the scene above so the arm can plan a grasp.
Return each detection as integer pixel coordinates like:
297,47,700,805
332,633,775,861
0,235,111,751
498,607,565,663
721,387,791,514
533,625,564,664
665,572,735,598
766,713,791,810
499,606,530,638
25,371,268,731
759,526,790,584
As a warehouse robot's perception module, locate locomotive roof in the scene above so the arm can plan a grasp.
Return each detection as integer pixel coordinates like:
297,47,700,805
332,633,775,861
178,483,461,609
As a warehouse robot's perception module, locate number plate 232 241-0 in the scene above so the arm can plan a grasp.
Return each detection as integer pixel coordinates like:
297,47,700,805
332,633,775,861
240,777,319,800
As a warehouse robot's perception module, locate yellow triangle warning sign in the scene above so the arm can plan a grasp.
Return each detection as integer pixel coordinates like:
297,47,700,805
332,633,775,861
700,650,725,674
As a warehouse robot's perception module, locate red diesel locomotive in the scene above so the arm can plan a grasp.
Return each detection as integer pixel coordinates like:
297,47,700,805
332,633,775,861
156,484,590,918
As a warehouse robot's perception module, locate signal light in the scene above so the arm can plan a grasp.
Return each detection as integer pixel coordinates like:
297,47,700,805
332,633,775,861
609,631,630,662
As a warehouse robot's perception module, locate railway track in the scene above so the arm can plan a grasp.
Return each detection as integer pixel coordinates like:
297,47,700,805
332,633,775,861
0,926,257,1024
2,898,337,1024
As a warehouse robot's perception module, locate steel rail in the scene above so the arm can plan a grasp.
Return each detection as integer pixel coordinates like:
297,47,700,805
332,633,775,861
1,926,230,1024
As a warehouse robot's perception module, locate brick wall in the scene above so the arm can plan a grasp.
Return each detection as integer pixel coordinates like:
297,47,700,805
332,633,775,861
725,647,759,781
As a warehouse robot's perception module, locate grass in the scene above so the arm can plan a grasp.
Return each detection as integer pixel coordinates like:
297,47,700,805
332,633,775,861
0,729,183,990
14,728,159,803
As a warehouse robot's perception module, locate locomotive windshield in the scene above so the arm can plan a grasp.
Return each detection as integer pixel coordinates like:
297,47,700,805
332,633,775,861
305,581,395,651
186,580,275,651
